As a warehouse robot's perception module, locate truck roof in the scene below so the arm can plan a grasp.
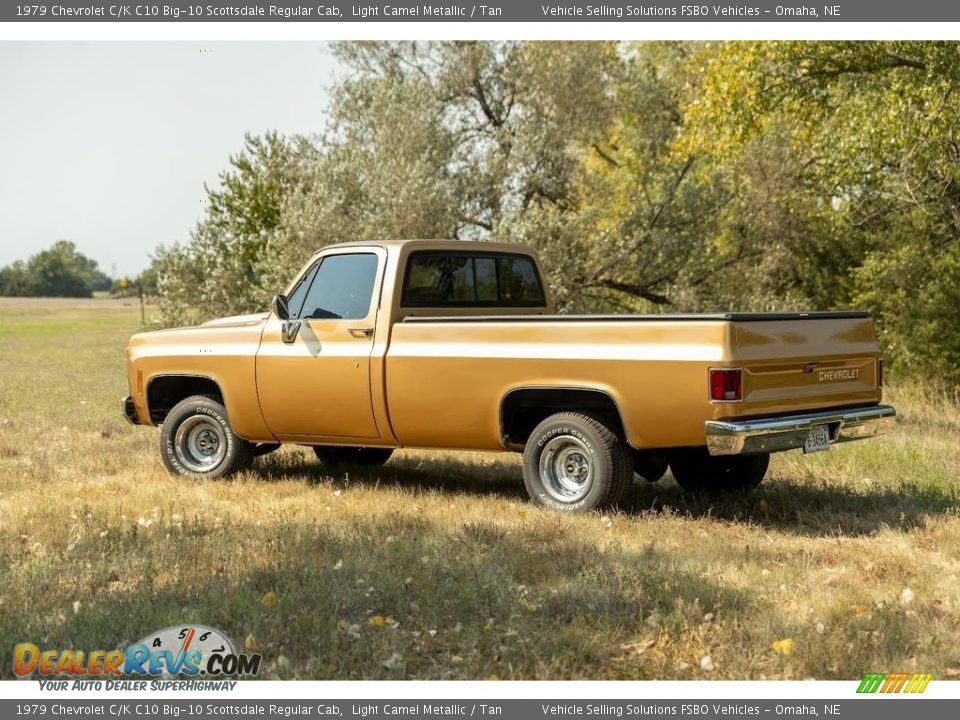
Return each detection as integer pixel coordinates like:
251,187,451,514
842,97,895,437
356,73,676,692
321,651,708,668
315,239,538,255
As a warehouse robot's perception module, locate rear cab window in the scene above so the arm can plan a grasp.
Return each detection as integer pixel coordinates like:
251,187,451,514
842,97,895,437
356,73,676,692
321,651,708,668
403,252,546,308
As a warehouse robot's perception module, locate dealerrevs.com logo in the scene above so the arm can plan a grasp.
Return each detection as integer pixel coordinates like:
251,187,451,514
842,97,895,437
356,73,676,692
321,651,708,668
14,625,262,678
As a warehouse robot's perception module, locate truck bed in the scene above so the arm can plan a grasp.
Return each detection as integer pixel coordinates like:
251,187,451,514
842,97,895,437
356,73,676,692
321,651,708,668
385,312,882,452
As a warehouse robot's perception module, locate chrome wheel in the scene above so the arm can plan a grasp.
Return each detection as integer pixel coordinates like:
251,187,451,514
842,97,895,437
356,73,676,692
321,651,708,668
538,435,594,503
173,415,227,473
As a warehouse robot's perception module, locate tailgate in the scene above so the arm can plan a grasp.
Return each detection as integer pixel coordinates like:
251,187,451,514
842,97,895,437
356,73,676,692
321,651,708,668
733,314,881,415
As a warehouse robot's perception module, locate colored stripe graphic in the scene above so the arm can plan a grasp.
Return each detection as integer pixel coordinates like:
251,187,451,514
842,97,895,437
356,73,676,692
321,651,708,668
881,673,910,693
857,673,886,693
857,672,931,694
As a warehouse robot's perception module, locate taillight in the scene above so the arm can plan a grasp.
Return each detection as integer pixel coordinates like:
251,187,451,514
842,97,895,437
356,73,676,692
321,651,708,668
877,358,884,388
709,368,742,402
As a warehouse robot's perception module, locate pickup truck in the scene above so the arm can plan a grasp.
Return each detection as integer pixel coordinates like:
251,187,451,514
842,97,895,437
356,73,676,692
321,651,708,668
124,239,896,512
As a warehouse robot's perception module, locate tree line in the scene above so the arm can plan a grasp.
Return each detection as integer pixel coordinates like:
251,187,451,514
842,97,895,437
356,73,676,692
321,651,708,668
0,241,113,298
151,41,960,386
0,240,159,299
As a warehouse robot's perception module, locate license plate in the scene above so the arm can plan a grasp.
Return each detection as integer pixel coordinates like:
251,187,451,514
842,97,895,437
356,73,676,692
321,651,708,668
803,424,831,454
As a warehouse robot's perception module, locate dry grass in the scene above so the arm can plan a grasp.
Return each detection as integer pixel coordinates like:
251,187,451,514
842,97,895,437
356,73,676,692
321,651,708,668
0,300,958,680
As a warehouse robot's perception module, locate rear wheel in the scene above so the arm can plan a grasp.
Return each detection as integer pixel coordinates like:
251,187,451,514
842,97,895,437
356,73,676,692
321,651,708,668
312,446,394,470
669,449,769,492
522,412,633,512
160,395,254,478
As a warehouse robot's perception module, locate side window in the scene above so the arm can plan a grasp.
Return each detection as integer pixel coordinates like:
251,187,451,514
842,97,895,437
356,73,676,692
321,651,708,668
298,253,378,320
286,263,318,318
403,252,545,307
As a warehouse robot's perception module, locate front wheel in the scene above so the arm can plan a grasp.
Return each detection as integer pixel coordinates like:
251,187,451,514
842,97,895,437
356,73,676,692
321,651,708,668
160,395,255,478
522,412,633,512
669,449,769,493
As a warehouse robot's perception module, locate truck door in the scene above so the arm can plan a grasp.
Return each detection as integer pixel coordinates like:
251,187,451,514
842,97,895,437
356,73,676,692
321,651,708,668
255,248,385,439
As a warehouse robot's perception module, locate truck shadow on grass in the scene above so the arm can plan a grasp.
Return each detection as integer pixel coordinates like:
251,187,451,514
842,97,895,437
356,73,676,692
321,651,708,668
257,450,529,503
254,451,956,539
624,477,957,538
0,515,761,680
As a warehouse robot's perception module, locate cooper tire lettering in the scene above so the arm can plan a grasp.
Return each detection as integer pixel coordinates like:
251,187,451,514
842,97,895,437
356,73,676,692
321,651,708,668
159,394,255,479
522,411,633,513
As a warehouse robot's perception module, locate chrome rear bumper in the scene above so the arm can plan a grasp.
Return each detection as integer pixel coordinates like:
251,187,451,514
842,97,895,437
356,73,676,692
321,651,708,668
705,405,896,456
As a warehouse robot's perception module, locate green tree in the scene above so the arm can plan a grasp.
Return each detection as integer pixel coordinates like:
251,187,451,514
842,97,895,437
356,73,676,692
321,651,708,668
166,42,633,317
0,261,30,296
677,41,960,382
157,41,833,319
262,44,462,293
155,131,314,325
0,241,111,298
266,42,717,312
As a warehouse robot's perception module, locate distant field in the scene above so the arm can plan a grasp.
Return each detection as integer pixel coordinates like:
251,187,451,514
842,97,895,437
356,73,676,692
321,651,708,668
0,296,146,309
0,299,958,680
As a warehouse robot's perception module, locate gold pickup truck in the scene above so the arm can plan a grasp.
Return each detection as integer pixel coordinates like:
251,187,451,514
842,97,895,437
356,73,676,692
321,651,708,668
124,239,895,512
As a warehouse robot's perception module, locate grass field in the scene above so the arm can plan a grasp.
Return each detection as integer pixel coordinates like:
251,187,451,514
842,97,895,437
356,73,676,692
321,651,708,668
0,299,958,680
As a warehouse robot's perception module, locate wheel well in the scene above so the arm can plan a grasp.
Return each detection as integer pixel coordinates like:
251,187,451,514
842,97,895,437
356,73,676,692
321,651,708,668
500,387,626,450
146,375,224,424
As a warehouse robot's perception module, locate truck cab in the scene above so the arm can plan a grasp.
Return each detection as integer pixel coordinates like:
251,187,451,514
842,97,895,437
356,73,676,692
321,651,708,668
254,240,551,446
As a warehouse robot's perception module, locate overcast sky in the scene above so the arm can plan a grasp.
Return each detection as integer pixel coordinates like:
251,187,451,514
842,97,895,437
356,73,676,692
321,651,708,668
0,42,338,277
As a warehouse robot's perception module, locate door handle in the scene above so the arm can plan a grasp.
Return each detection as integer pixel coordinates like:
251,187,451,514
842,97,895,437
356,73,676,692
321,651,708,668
348,327,374,338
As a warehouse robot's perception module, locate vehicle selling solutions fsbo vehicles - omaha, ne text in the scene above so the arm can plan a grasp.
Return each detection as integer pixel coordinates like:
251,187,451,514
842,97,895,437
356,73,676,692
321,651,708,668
123,240,896,512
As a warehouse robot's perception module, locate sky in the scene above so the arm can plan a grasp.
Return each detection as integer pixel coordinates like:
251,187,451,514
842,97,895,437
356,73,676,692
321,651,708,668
0,42,339,277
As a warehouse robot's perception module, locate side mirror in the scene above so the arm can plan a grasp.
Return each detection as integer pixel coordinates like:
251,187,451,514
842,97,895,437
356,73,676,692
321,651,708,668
272,294,290,320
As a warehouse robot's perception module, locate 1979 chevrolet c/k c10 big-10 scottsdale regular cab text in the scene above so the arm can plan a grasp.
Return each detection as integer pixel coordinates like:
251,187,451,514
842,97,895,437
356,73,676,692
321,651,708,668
123,239,896,512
